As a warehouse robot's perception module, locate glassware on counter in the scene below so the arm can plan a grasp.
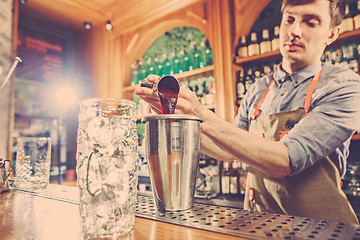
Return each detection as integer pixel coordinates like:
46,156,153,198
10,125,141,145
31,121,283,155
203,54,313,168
12,137,51,190
76,98,138,238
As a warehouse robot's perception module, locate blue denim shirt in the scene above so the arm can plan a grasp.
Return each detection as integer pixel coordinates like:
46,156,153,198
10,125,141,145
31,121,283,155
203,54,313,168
234,62,360,176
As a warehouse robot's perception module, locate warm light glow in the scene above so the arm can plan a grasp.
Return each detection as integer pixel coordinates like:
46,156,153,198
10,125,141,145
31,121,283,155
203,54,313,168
55,86,77,107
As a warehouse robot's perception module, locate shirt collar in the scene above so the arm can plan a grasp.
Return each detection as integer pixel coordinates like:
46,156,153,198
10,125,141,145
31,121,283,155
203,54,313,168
274,62,322,87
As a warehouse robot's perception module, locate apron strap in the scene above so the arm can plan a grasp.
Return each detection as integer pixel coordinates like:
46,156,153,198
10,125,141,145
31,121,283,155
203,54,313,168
251,71,322,120
304,71,321,115
251,79,276,120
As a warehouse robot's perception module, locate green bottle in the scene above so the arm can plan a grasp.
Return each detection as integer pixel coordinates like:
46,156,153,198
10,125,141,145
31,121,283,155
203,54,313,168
172,49,181,74
190,43,201,70
161,52,171,76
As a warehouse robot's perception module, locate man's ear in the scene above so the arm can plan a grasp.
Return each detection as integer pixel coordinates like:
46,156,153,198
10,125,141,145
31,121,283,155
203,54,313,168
325,26,340,46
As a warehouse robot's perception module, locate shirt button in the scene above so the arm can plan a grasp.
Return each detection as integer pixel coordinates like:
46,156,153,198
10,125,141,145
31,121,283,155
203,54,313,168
281,93,285,97
294,81,298,84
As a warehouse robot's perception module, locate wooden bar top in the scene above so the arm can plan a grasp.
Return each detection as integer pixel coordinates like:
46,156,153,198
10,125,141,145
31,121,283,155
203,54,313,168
0,187,246,240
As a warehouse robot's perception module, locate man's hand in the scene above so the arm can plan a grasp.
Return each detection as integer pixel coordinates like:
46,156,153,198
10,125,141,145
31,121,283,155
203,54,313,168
135,75,162,114
135,74,206,117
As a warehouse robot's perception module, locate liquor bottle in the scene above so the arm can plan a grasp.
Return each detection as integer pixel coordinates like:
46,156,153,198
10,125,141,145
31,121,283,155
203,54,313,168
247,32,260,57
205,46,213,67
183,48,192,72
204,76,216,106
238,162,247,195
230,160,240,195
191,43,201,70
160,52,171,76
339,4,354,34
322,50,332,64
354,0,360,30
332,48,343,64
201,77,209,105
341,44,354,60
170,49,180,74
271,26,280,51
153,55,160,75
259,29,272,54
254,69,262,81
263,64,272,76
199,38,207,67
237,35,248,58
178,47,186,73
188,79,197,92
197,78,206,105
199,38,213,67
244,68,255,93
221,161,230,195
236,70,246,100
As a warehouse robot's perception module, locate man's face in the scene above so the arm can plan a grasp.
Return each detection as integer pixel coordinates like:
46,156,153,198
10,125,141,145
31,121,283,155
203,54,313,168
280,0,338,71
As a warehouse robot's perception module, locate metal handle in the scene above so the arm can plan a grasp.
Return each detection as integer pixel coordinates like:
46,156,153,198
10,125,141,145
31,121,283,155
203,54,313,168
0,57,22,92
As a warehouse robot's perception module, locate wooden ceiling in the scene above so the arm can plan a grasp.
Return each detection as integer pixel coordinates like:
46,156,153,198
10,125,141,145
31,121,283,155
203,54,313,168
19,0,204,34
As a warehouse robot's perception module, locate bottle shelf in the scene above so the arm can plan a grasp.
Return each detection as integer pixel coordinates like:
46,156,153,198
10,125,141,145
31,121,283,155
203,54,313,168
174,64,214,79
332,28,360,46
234,50,280,65
123,65,214,93
234,28,360,66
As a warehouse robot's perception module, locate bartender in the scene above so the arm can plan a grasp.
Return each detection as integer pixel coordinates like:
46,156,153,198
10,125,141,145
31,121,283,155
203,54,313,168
135,0,360,224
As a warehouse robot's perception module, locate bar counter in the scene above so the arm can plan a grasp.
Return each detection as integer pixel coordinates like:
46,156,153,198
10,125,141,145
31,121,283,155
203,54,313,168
0,185,359,240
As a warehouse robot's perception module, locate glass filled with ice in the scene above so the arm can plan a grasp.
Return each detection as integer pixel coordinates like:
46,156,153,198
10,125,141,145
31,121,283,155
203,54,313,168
14,137,51,191
76,98,138,238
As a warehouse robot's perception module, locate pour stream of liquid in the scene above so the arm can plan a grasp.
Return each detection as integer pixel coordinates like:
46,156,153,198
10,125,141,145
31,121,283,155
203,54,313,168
157,76,179,114
159,90,178,114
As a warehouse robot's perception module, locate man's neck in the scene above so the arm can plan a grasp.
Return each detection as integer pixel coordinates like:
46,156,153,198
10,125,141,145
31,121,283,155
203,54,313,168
281,60,321,74
281,61,304,74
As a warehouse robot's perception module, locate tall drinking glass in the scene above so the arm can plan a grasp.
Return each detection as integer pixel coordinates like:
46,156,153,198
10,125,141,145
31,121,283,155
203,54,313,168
14,137,51,191
76,98,138,238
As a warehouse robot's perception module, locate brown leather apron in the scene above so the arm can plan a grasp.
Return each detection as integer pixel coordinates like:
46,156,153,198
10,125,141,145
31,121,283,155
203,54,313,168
244,71,359,224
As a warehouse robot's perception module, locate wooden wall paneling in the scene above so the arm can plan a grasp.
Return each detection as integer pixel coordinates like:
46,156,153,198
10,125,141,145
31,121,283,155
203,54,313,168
87,26,112,97
111,0,205,36
233,0,271,47
107,34,119,98
230,0,271,117
110,34,125,99
219,0,236,123
207,0,235,122
73,31,94,96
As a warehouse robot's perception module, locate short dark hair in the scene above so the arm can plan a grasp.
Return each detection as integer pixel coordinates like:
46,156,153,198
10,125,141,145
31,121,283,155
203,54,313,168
281,0,347,27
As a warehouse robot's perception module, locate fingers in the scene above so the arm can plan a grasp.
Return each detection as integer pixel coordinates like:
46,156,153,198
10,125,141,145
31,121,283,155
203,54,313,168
149,103,162,114
134,74,203,116
175,86,204,116
134,85,155,98
179,85,199,102
145,74,161,84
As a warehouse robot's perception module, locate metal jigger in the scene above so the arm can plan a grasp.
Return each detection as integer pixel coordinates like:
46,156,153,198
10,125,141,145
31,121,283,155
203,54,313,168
139,75,180,96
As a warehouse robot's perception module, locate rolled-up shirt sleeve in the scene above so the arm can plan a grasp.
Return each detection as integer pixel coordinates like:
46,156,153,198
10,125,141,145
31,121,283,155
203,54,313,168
280,70,360,176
